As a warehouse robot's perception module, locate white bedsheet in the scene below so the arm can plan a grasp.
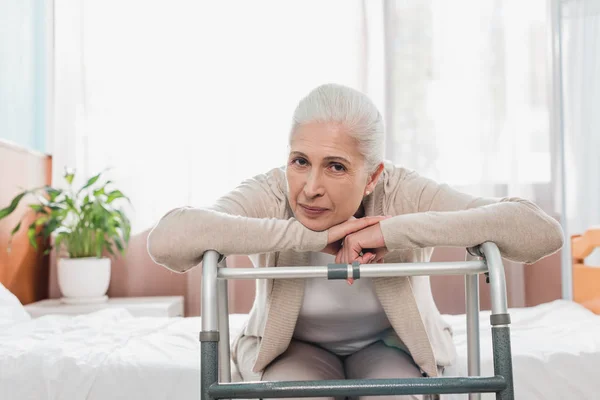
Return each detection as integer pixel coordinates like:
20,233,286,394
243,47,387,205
445,300,599,400
0,300,598,400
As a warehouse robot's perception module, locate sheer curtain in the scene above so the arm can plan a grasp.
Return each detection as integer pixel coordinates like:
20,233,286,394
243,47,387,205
53,0,365,235
362,0,557,308
561,0,600,265
376,0,553,205
55,0,557,232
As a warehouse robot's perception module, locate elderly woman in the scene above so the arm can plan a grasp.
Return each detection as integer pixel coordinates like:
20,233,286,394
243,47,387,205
147,84,563,400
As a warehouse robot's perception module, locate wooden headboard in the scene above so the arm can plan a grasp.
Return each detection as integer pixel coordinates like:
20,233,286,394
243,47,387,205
0,140,52,305
572,227,600,313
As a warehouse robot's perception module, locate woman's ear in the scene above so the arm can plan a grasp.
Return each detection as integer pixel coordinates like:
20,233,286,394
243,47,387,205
365,163,384,195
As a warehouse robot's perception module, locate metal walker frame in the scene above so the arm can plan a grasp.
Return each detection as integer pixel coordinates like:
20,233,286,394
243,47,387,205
200,242,514,400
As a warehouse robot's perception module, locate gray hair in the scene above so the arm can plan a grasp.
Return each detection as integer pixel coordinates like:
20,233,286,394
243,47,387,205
289,83,385,173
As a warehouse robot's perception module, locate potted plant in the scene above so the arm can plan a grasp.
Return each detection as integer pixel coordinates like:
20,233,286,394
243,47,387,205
0,168,131,303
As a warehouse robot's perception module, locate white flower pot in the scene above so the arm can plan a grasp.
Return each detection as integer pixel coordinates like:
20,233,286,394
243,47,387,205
57,257,111,303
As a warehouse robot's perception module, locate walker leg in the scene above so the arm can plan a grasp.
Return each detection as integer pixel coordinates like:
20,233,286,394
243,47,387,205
202,341,219,400
218,277,232,383
201,250,220,400
480,243,515,400
492,326,514,400
465,273,481,400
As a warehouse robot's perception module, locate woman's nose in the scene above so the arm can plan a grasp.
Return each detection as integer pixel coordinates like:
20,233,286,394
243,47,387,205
303,171,324,198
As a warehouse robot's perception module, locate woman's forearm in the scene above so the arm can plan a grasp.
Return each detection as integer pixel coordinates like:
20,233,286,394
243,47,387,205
147,206,327,273
379,198,564,264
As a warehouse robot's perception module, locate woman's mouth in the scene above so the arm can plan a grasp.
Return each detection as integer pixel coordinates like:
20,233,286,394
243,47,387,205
299,204,329,217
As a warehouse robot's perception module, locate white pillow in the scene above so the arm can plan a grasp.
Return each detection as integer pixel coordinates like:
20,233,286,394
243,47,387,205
0,283,31,327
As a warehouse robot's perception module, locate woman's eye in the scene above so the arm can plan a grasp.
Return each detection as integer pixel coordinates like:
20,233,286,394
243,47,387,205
292,158,308,167
330,163,346,172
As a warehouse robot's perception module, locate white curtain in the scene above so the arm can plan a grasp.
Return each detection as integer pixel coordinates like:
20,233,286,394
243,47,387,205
54,0,562,232
561,0,600,264
52,0,572,308
53,0,364,234
367,0,553,208
360,0,556,307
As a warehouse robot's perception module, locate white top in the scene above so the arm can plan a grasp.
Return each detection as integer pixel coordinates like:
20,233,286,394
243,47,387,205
293,252,393,355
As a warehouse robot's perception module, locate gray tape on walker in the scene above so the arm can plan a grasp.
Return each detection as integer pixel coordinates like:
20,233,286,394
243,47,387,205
353,261,360,279
327,264,347,279
199,331,220,342
490,313,511,326
327,262,360,280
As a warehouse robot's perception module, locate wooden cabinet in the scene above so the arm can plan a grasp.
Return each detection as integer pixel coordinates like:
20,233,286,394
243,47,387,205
0,140,52,305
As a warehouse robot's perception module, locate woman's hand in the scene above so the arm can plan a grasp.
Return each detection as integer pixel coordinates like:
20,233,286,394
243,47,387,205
321,216,390,264
335,221,389,265
322,216,389,257
327,215,389,242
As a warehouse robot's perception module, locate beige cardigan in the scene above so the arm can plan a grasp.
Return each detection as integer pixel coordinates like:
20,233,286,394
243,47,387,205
147,162,563,379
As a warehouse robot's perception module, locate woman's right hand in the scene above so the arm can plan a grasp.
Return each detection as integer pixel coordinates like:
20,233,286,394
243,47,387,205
321,216,390,259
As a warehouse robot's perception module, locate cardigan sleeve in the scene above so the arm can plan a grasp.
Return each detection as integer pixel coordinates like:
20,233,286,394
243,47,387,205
379,170,564,264
147,168,327,273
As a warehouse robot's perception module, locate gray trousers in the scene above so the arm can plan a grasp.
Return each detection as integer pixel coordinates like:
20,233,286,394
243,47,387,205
261,339,424,400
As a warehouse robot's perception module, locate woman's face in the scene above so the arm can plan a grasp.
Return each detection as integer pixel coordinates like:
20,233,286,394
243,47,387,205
286,122,382,232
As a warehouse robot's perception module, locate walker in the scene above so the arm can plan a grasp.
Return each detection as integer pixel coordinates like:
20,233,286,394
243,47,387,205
199,242,514,400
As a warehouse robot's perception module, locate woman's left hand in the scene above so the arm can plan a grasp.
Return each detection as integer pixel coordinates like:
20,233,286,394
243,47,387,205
335,222,389,264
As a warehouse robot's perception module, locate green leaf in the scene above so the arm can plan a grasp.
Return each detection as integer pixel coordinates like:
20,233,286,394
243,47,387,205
106,190,126,204
42,218,61,238
106,242,116,257
123,223,131,244
29,204,47,214
34,216,49,227
45,187,62,201
65,197,77,211
0,192,27,220
116,209,131,243
79,172,101,193
10,221,22,236
64,170,75,185
27,225,38,250
93,187,105,197
114,237,125,253
7,218,25,252
96,230,104,258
